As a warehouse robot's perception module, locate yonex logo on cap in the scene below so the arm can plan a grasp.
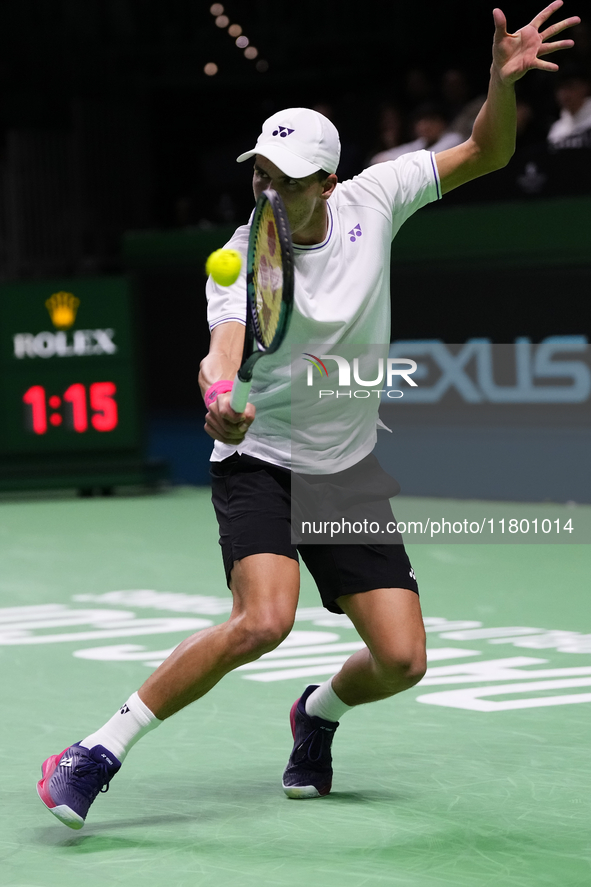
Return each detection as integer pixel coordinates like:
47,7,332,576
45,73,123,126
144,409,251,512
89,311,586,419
272,126,295,138
236,108,340,178
348,224,362,242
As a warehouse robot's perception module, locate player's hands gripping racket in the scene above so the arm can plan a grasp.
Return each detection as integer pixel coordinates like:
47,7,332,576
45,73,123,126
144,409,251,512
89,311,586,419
230,188,294,413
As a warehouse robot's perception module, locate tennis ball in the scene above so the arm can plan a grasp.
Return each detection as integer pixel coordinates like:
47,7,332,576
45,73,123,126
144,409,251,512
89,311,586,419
206,249,242,286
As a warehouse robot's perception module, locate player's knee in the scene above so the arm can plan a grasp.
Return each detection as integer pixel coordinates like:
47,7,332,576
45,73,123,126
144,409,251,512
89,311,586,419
249,619,292,656
375,648,427,692
232,611,294,660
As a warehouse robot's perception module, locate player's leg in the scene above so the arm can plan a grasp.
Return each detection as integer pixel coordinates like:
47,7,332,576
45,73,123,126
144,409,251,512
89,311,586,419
281,586,424,799
283,542,424,798
38,453,299,828
37,552,299,829
138,553,299,718
330,585,426,704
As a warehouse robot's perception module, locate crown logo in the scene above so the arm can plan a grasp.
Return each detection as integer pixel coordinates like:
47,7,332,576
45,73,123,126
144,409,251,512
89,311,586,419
45,291,80,329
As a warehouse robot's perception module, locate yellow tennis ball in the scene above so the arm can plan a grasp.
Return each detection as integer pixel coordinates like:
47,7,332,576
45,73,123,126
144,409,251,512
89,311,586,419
206,249,242,286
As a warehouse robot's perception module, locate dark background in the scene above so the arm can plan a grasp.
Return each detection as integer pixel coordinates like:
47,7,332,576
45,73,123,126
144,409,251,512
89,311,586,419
1,0,587,228
0,0,589,468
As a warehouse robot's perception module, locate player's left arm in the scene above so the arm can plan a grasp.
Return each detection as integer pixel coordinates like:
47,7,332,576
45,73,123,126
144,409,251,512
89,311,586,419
436,1,580,194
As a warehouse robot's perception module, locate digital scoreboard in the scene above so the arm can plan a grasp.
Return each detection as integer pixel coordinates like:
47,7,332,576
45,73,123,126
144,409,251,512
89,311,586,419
0,277,157,491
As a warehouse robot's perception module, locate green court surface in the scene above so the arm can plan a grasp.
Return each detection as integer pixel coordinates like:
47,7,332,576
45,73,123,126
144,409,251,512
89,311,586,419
1,488,590,887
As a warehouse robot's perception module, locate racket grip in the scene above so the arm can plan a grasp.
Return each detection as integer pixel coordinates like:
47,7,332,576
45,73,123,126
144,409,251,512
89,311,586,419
230,375,252,413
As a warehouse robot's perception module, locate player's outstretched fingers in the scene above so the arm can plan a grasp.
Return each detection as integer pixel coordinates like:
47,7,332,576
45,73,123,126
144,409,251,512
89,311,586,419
540,15,581,42
537,38,575,56
493,8,512,40
530,1,565,31
530,1,581,38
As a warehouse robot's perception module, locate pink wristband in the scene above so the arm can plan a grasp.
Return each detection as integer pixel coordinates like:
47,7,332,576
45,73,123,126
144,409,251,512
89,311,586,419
204,380,233,408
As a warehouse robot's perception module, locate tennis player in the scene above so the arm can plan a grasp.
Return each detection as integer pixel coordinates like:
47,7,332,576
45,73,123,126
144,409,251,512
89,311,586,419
37,2,579,828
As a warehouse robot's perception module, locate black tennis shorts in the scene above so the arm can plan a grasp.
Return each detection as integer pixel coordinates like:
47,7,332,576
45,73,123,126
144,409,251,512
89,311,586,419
210,452,419,614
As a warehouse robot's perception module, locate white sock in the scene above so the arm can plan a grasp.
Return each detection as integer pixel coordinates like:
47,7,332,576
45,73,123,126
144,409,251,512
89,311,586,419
80,692,161,762
305,679,353,723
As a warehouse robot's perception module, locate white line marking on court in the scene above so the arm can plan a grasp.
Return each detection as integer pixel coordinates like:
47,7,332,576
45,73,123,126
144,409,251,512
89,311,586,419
242,647,482,682
418,678,591,711
238,655,355,671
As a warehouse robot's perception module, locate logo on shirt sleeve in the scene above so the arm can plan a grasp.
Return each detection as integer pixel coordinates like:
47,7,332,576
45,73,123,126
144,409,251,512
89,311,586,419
348,224,362,242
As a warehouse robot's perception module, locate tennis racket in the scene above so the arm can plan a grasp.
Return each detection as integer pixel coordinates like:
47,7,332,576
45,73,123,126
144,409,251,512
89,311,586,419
230,188,295,413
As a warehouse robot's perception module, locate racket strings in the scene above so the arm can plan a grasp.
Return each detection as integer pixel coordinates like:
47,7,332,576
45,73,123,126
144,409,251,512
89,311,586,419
252,203,284,348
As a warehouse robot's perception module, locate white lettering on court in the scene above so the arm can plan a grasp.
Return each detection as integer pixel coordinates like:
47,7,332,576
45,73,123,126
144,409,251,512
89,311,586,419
0,604,211,644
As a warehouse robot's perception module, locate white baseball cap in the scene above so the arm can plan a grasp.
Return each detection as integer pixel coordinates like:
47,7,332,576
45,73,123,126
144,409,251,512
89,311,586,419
236,108,341,178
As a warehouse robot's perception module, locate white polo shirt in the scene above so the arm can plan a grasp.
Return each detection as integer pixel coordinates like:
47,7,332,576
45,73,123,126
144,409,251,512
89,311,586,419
206,150,441,472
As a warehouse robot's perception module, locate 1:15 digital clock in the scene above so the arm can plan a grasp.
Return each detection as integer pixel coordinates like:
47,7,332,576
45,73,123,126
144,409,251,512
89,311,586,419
1,365,139,454
23,382,118,435
0,276,143,464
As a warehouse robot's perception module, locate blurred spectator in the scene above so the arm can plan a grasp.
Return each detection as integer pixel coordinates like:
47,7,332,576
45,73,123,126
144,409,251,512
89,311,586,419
547,67,591,150
514,96,548,149
404,68,434,108
569,21,591,68
174,196,193,227
369,103,404,159
215,192,237,225
441,68,486,141
441,68,470,118
516,100,534,142
313,99,365,180
370,102,462,164
313,102,335,122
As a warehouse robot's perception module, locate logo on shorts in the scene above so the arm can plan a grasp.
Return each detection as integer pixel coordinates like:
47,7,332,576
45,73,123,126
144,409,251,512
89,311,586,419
272,126,294,138
409,568,416,580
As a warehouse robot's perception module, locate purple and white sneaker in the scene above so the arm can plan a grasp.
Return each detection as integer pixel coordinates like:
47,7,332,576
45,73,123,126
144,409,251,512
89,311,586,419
37,743,121,829
282,685,339,799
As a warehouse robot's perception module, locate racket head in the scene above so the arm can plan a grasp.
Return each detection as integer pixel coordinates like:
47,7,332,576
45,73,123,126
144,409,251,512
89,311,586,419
246,188,294,357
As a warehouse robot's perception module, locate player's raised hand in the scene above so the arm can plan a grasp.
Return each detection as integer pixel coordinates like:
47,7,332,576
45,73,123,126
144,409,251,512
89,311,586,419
492,1,580,85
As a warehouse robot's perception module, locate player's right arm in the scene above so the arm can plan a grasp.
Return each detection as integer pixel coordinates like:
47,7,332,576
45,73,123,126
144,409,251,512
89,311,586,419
199,322,256,444
435,2,579,194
